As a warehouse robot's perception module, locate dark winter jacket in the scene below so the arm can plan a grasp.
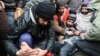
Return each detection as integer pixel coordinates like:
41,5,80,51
2,6,55,56
16,7,55,51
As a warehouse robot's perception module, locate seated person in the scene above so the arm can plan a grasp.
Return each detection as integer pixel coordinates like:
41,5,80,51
76,2,94,33
53,0,69,41
59,15,80,56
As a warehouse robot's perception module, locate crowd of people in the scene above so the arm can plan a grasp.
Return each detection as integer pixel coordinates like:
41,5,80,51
0,0,100,56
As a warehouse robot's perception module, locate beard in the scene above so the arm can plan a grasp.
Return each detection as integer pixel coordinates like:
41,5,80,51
37,22,50,30
66,24,73,28
36,18,50,30
81,12,89,15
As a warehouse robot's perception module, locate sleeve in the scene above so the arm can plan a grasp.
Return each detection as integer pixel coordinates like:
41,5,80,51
88,0,100,10
14,10,31,34
45,22,55,51
53,14,66,35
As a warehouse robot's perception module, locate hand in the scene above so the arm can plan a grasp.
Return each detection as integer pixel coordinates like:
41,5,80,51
14,8,23,20
80,33,85,39
28,48,39,56
74,30,81,36
66,31,74,35
20,42,39,56
17,49,38,56
38,48,48,56
58,36,64,41
16,42,30,56
16,50,24,56
18,49,39,56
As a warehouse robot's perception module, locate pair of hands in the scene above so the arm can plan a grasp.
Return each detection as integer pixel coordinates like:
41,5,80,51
66,30,80,36
0,1,22,20
66,30,85,39
17,42,48,56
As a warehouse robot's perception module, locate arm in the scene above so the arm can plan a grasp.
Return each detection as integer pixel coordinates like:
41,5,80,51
45,21,55,52
35,22,55,56
88,0,100,10
80,11,100,41
80,19,100,41
53,15,65,34
14,10,31,35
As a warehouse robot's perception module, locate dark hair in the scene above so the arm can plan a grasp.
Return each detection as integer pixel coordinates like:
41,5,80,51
55,0,68,14
80,4,92,13
81,4,87,7
57,0,67,8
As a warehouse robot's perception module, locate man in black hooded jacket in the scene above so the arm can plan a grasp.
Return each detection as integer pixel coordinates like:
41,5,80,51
2,1,56,56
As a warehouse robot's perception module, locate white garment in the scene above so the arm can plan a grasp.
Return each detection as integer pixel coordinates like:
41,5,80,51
76,12,93,33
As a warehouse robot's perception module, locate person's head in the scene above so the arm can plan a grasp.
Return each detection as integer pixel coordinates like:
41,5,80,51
80,4,91,15
35,2,56,26
66,14,76,27
56,0,67,14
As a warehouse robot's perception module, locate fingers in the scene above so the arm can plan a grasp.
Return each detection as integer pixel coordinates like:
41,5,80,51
21,42,32,50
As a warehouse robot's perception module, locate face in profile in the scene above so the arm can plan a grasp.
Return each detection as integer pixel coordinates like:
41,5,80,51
38,17,49,26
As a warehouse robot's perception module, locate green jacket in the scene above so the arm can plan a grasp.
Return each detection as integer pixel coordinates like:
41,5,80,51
83,0,100,41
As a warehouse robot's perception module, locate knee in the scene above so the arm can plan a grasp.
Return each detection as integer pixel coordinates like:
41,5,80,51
19,33,32,47
20,33,32,41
